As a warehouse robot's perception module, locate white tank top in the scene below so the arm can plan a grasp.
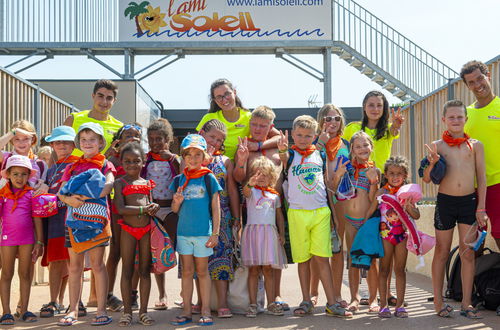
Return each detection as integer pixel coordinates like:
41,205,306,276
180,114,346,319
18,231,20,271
286,150,328,210
146,160,175,200
246,188,281,226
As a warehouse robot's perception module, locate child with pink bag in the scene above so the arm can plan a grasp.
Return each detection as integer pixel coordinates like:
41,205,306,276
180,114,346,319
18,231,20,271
365,156,420,319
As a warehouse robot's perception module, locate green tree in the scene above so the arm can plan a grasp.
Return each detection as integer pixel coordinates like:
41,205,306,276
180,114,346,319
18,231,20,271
124,1,150,36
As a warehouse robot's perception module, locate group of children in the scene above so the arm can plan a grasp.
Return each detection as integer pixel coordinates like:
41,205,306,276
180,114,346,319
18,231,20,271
0,91,490,326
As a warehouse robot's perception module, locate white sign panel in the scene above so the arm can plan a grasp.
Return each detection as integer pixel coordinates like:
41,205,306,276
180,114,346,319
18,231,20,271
119,0,332,42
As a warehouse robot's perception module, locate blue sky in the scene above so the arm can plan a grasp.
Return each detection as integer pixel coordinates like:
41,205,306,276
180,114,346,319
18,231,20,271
1,0,499,110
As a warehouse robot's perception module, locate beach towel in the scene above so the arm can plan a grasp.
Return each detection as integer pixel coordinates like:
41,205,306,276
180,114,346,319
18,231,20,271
350,216,384,269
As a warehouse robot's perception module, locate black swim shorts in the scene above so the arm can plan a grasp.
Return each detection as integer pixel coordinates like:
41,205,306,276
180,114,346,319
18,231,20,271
434,192,477,230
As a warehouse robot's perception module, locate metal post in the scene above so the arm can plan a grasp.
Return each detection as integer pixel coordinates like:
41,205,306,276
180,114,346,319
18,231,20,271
447,78,454,100
323,47,332,104
0,0,4,42
124,49,131,79
409,100,416,184
33,84,41,138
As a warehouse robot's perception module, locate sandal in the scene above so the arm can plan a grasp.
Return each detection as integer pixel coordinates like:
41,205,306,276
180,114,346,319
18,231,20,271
293,301,313,317
153,298,168,311
460,308,482,319
91,314,113,326
359,298,369,306
336,300,349,309
378,307,392,318
13,305,21,319
107,294,123,312
275,300,290,311
266,302,284,316
21,311,37,323
170,315,192,326
131,290,139,311
192,304,201,314
119,313,132,327
0,313,15,325
326,303,353,318
246,304,258,318
40,301,61,318
217,307,233,318
368,305,380,314
436,304,453,318
198,315,214,326
57,315,78,326
394,307,408,318
348,301,360,313
139,313,155,326
310,295,319,307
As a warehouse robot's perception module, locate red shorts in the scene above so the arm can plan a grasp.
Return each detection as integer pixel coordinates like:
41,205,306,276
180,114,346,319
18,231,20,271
486,183,500,239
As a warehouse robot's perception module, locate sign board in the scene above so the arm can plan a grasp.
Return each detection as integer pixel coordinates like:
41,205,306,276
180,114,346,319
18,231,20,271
119,0,332,42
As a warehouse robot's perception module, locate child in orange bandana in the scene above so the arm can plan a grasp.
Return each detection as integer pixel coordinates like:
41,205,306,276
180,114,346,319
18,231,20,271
423,100,488,319
170,134,222,327
0,155,43,325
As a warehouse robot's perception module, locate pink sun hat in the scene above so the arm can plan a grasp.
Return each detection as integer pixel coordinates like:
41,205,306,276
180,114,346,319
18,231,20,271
1,154,38,179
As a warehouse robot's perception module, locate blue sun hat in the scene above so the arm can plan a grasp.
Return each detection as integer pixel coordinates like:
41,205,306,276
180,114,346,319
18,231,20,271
181,134,207,152
45,126,76,142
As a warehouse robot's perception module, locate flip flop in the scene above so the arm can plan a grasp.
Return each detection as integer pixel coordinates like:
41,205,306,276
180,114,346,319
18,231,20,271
275,301,290,311
57,315,78,326
217,308,233,318
91,315,112,326
394,307,408,318
367,305,380,314
170,315,192,326
153,299,168,311
198,315,214,326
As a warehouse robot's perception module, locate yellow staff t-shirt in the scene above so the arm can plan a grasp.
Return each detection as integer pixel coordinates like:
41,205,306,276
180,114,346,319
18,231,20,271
342,122,399,172
196,108,251,160
465,96,500,187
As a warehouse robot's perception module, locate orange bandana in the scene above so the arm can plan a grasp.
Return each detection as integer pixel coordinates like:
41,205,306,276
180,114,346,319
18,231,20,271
291,145,316,164
67,154,106,175
352,158,375,180
0,183,33,212
382,183,400,196
325,136,342,161
442,131,472,150
148,152,173,162
181,167,213,190
56,155,80,164
254,185,279,197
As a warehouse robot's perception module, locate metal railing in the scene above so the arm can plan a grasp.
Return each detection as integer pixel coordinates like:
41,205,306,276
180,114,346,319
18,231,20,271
0,66,77,140
391,55,500,200
333,0,458,97
0,0,457,98
0,0,118,42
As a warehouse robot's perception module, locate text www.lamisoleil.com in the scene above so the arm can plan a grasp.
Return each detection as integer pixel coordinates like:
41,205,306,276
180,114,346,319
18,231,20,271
226,0,323,6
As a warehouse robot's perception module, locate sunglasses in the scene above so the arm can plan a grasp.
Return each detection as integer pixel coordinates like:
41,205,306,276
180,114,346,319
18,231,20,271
122,124,142,132
324,116,342,122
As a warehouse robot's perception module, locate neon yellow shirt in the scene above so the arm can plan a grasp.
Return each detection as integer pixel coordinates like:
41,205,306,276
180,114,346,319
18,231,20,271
342,122,399,172
465,96,500,187
71,110,123,156
196,108,251,160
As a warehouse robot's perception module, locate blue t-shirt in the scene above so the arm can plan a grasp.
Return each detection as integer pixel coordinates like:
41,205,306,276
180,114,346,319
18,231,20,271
169,173,222,236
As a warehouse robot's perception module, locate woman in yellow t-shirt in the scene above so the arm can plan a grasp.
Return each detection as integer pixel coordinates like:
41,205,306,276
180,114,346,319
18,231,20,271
343,91,404,172
196,79,279,160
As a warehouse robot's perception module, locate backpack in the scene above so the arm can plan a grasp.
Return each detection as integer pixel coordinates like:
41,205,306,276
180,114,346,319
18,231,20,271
445,246,500,309
473,248,500,310
283,149,327,180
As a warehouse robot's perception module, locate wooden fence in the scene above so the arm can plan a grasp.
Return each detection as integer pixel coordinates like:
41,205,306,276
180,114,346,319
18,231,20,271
392,56,500,199
0,67,77,145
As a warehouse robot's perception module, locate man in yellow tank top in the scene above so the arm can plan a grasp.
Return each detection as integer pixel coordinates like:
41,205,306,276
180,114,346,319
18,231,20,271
461,60,500,249
63,79,123,157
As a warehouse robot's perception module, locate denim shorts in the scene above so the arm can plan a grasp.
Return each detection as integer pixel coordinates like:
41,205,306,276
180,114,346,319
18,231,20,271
176,235,213,258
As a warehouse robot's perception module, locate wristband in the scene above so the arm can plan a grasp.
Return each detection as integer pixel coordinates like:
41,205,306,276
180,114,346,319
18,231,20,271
139,206,143,215
36,240,44,246
246,183,254,188
278,149,287,154
211,232,219,237
257,141,262,151
238,164,245,169
476,209,487,213
11,129,16,136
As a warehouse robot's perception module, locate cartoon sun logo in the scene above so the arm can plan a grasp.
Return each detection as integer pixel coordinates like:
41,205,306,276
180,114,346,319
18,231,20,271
137,5,167,36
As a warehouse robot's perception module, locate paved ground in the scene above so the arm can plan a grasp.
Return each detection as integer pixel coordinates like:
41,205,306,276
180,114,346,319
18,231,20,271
7,262,498,329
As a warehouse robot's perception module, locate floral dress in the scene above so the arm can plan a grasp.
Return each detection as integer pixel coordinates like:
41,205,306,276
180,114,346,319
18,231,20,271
207,155,234,280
